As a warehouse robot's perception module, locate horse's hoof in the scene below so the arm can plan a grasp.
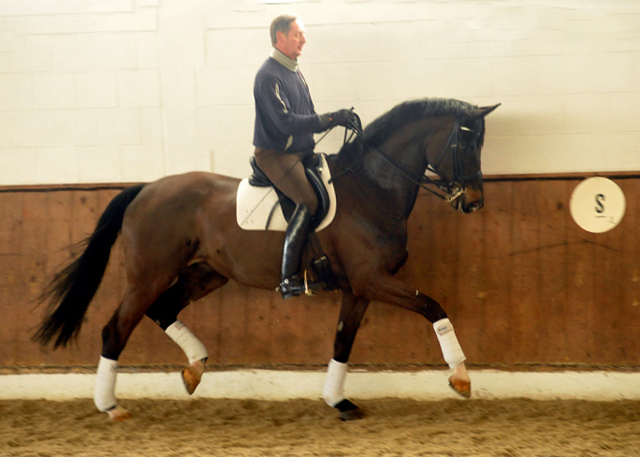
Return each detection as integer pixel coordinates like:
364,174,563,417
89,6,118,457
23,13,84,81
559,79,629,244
334,399,364,421
181,360,205,395
339,408,364,421
107,405,132,421
448,375,471,399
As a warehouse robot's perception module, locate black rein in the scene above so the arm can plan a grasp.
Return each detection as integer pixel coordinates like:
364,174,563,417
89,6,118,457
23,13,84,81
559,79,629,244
322,112,481,203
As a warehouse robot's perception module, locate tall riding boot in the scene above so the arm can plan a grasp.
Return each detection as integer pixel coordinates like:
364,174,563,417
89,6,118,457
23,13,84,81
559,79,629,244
280,204,313,299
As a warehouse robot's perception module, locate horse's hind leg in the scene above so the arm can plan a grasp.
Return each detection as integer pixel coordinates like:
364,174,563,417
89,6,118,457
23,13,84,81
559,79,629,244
95,287,158,421
145,262,229,394
94,264,228,421
323,290,370,421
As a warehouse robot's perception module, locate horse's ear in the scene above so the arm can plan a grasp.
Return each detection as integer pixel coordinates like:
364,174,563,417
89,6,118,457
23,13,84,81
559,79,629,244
472,103,501,119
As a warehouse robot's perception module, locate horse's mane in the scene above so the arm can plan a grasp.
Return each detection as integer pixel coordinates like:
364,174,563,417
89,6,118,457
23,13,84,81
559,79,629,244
363,98,478,147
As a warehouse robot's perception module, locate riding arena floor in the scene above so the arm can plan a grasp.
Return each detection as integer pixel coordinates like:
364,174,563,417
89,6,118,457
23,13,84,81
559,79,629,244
1,398,638,456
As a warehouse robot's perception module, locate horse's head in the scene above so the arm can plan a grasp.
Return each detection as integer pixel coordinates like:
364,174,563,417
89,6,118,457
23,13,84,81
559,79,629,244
425,104,500,214
340,99,500,216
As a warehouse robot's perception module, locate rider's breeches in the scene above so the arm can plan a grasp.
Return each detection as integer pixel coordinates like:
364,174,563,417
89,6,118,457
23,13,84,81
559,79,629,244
254,148,318,214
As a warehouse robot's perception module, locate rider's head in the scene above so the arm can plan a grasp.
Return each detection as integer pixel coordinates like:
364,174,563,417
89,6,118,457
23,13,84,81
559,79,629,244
270,14,307,61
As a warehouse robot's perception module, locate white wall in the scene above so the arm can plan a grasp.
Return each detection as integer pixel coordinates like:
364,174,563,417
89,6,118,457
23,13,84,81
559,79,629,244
0,0,638,185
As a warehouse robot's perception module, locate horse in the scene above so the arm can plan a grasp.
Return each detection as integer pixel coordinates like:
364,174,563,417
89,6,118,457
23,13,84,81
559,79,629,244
34,97,499,421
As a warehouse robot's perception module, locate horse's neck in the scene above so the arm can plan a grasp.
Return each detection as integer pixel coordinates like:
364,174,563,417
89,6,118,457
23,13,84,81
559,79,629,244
354,145,418,216
331,117,453,218
373,116,459,212
359,119,442,217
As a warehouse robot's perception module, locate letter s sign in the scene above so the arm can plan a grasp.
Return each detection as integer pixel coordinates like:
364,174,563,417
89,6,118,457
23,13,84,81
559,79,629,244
570,178,625,233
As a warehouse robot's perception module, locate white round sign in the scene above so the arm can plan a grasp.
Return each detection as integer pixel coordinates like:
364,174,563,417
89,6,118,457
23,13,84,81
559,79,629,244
569,177,625,233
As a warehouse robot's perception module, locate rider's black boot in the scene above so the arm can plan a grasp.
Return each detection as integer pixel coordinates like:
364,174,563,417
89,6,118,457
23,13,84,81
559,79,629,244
279,204,313,299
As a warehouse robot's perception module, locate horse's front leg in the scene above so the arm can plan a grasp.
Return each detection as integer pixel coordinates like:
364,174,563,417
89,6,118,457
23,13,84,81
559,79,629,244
431,312,470,398
365,277,470,399
323,290,370,420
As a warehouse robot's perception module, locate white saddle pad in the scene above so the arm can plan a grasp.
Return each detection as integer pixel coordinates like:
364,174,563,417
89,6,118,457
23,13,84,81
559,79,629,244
236,154,337,232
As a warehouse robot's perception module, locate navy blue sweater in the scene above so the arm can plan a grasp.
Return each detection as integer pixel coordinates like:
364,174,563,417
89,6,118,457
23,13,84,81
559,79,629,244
253,50,325,152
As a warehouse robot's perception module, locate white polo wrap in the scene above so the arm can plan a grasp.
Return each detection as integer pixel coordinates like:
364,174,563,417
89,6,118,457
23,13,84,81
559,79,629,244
433,318,466,370
165,320,209,365
323,359,348,407
94,356,118,412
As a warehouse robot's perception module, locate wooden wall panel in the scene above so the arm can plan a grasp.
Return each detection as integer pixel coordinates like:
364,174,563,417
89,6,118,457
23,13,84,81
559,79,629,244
620,181,640,360
479,181,516,364
539,181,568,362
0,191,24,366
1,176,640,371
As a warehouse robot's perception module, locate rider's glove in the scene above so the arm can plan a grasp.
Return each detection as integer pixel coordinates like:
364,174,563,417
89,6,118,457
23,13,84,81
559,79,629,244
320,109,358,129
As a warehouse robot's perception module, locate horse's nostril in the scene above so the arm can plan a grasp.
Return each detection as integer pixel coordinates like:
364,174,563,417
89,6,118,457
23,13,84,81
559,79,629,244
466,200,483,213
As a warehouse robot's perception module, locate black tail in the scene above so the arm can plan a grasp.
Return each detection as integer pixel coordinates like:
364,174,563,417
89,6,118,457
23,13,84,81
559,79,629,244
33,184,145,348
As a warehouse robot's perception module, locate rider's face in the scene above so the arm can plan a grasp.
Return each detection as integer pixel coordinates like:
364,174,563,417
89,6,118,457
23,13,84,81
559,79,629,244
277,19,307,60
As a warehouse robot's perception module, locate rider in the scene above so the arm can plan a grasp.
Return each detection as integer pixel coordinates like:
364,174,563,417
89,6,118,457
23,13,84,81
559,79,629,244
253,13,356,299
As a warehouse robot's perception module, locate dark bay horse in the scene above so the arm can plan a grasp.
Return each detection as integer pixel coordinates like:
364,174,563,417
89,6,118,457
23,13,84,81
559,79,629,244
35,98,499,421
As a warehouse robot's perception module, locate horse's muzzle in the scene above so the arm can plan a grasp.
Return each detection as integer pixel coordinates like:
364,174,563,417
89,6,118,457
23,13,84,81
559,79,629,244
450,185,484,214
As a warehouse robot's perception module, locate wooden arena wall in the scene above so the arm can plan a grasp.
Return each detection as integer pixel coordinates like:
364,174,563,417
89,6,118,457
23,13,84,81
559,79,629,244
1,173,639,370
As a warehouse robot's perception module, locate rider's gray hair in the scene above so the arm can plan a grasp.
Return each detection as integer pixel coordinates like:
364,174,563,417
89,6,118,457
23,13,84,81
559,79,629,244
270,14,299,46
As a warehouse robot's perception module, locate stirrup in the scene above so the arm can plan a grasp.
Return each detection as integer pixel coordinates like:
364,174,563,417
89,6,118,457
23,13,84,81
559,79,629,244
279,270,326,299
279,274,307,299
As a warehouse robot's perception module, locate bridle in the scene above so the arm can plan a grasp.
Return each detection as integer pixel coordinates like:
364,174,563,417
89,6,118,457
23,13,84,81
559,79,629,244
367,120,482,202
323,112,483,204
420,120,483,202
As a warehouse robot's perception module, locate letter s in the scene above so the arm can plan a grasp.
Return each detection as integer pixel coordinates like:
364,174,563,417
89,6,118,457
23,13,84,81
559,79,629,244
595,193,605,213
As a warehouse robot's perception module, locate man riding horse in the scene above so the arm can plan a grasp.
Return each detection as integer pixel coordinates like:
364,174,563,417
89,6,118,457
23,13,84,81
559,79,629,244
33,12,499,421
252,14,357,299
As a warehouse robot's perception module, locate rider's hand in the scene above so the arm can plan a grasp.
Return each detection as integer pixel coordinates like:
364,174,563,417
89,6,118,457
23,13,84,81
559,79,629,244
322,109,358,129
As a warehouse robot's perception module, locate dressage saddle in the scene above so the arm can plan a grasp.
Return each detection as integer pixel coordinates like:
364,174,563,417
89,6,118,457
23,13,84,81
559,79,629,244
248,153,331,230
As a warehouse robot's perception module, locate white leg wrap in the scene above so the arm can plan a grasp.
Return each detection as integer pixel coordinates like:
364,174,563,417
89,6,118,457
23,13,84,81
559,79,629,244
323,359,348,407
165,320,209,365
94,356,118,412
433,318,466,370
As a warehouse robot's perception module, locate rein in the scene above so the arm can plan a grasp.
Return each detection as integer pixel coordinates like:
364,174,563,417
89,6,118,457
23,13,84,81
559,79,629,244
371,145,449,200
317,110,365,183
371,121,481,202
320,111,481,202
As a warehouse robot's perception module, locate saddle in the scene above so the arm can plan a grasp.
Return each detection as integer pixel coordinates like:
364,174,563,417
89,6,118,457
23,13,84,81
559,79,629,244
248,153,330,228
236,153,339,294
236,153,337,232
